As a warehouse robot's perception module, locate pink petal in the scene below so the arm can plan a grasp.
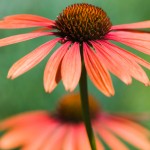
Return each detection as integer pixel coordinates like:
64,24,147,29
95,123,128,150
106,33,150,55
0,111,49,130
83,42,114,96
99,41,150,85
107,31,150,41
111,20,150,30
77,125,92,150
0,14,55,29
103,35,150,69
0,32,52,47
22,122,59,150
0,121,51,149
0,21,52,28
61,42,81,91
4,14,54,22
44,41,71,93
42,125,67,150
77,124,104,150
102,116,150,149
107,115,150,136
91,41,132,84
62,125,77,150
7,38,60,79
95,138,105,150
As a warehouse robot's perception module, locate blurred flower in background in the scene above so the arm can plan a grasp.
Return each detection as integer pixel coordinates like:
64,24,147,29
0,94,150,150
0,3,149,96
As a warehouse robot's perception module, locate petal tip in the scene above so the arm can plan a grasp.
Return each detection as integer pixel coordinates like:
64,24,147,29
7,74,13,79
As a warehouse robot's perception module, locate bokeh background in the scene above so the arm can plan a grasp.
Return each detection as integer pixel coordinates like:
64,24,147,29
0,0,150,149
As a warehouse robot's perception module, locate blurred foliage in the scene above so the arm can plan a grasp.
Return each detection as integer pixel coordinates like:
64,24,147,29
0,0,150,149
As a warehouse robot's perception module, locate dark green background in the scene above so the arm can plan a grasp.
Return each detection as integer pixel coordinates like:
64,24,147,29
0,0,150,149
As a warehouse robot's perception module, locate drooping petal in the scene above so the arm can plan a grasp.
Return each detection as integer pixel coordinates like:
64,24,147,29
77,125,92,150
7,38,60,79
107,31,150,41
91,41,132,84
61,42,81,91
42,125,67,150
95,137,105,150
0,14,55,29
0,111,49,130
0,121,51,149
22,122,60,150
62,125,77,150
99,41,150,85
77,124,104,150
107,115,150,136
106,32,150,55
103,35,150,69
0,32,52,47
111,20,150,30
4,14,54,22
44,41,71,93
102,116,150,150
83,42,114,96
95,123,128,150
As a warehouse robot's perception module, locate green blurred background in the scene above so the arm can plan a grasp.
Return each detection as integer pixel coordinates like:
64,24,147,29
0,0,150,149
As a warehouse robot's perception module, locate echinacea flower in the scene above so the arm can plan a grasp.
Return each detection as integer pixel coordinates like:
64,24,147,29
0,94,150,150
0,3,150,96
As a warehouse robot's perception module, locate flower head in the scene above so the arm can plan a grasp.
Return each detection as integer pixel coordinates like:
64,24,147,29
0,93,150,150
0,3,150,96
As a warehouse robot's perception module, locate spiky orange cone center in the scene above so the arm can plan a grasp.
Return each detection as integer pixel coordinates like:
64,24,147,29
55,3,112,42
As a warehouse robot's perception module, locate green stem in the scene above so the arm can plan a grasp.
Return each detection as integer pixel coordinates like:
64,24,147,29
79,45,96,150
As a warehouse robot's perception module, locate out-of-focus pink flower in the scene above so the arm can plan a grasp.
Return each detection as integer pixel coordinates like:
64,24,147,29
0,94,150,150
0,3,150,96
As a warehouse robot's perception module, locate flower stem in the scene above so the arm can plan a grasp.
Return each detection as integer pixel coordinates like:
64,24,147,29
79,45,96,150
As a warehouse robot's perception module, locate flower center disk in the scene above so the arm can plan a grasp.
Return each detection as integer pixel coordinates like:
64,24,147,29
55,94,100,123
55,3,112,42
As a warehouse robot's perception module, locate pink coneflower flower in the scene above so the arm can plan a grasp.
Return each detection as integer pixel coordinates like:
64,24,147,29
0,3,150,96
0,94,150,150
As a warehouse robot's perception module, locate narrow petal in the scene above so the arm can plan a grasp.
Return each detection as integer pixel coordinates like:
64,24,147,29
0,14,55,29
62,125,77,150
0,121,51,149
42,125,67,150
107,115,150,136
22,122,59,150
102,36,150,69
99,41,149,85
77,124,104,150
95,137,105,150
91,41,132,84
111,20,150,30
0,111,48,130
7,38,60,79
83,43,114,96
44,41,71,93
106,33,150,55
4,14,54,23
102,116,150,149
95,123,128,150
77,125,92,150
107,31,150,41
0,32,52,47
61,42,81,91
